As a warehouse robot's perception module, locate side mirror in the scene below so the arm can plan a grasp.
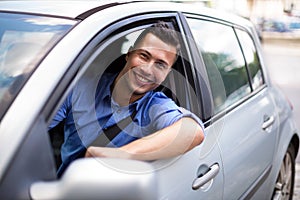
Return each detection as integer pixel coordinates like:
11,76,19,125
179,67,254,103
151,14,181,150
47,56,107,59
30,158,157,199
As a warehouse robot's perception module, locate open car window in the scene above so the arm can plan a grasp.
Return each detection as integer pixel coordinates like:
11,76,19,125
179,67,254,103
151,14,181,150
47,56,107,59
48,17,200,173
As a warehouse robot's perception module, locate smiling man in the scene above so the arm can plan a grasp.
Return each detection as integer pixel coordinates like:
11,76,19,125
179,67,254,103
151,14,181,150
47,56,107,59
50,21,204,177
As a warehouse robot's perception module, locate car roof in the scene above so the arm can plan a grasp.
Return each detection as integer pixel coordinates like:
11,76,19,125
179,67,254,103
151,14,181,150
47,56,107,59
0,0,124,18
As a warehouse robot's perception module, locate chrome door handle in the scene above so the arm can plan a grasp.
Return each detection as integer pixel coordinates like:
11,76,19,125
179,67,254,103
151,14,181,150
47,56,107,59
262,116,275,130
192,163,219,190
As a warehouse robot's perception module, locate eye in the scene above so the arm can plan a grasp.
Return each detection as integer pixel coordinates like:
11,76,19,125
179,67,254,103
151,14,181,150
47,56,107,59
138,52,149,61
155,62,168,70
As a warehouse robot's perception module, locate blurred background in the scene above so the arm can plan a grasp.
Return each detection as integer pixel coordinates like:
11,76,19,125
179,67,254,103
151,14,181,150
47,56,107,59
172,0,300,37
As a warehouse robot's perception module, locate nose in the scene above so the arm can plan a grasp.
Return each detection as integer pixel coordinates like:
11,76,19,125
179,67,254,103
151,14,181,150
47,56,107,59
139,61,154,76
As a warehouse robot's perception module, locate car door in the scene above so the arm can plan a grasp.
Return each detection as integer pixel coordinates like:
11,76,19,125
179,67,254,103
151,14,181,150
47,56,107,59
42,13,225,199
185,14,278,199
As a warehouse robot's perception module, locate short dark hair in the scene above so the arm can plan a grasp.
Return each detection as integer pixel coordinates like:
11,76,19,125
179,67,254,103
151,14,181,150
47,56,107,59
133,21,180,54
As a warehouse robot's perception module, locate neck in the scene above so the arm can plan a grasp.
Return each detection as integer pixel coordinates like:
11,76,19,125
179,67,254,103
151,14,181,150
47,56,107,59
111,76,144,107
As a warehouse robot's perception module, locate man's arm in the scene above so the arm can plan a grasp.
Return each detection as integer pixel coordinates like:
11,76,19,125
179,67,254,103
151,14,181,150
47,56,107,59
48,92,72,130
85,117,204,160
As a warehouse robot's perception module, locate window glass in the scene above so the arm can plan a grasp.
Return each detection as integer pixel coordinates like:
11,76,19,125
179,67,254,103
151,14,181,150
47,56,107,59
236,29,264,90
0,12,76,120
186,18,251,113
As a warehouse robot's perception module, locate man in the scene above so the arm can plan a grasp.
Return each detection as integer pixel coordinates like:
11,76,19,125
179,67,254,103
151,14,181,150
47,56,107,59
50,21,204,177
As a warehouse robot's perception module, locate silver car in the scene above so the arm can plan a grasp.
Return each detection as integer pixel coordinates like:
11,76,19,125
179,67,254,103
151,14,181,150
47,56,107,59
0,1,298,199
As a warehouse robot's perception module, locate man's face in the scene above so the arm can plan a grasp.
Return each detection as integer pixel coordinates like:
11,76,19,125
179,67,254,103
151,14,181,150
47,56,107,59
121,33,177,96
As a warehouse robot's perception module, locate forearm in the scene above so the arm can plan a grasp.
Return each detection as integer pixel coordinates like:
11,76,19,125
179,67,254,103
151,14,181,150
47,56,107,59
85,117,204,160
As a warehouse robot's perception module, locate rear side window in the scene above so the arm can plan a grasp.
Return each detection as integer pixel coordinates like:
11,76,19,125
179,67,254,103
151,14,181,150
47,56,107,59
186,18,250,113
236,29,264,90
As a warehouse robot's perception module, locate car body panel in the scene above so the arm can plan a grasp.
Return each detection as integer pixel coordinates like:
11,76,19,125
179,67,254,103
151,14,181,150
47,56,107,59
0,0,115,18
154,126,224,199
0,117,56,199
262,87,299,199
217,88,277,198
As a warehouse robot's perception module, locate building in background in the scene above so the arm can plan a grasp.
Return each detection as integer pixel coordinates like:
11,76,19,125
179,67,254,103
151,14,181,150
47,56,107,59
177,0,300,39
174,0,299,17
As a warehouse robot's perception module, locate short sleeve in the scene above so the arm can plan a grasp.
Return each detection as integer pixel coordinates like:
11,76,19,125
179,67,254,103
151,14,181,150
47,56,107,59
147,92,204,133
179,107,205,133
48,92,72,130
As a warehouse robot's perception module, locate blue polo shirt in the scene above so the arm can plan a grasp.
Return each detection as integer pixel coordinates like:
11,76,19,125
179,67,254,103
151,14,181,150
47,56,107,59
49,73,204,176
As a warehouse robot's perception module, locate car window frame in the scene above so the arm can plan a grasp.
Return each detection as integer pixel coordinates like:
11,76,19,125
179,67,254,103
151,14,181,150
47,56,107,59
177,12,213,122
234,26,266,92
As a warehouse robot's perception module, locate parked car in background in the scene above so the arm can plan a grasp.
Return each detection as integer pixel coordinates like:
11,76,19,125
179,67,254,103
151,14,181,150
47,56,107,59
256,15,300,33
0,1,299,199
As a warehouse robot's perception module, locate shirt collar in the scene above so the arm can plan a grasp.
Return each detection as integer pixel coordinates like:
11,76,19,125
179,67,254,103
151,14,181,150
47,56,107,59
133,90,153,111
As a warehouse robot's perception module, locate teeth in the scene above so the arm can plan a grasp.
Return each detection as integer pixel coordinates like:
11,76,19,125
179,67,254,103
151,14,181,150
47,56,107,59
136,74,150,83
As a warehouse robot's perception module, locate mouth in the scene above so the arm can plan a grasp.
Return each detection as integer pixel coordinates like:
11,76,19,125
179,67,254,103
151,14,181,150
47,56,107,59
134,71,154,85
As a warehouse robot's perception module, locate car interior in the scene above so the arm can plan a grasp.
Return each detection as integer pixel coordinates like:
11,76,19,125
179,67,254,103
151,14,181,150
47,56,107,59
48,21,202,174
